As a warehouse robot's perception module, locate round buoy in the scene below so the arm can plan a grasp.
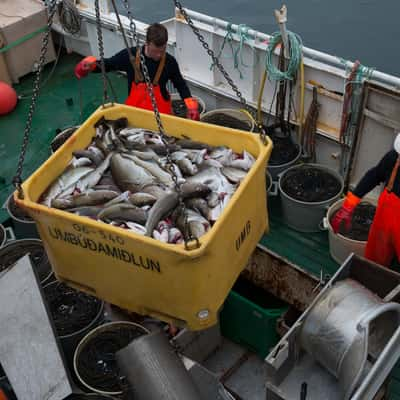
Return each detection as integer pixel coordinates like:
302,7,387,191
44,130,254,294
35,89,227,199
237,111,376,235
0,81,17,115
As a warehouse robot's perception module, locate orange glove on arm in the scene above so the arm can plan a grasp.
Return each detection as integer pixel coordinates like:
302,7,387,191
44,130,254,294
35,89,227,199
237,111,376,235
74,56,97,79
331,192,361,233
184,97,200,121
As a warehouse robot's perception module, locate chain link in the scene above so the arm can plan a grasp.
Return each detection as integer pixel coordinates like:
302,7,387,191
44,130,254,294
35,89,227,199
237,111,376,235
13,0,58,198
94,0,110,105
119,0,196,248
173,0,267,144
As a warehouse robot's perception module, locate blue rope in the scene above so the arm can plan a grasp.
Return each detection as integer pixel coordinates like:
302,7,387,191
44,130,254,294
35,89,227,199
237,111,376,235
265,31,303,81
210,23,256,79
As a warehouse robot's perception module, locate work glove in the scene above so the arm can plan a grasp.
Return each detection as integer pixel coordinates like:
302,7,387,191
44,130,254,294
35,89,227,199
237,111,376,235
331,192,361,233
74,56,97,79
184,97,200,121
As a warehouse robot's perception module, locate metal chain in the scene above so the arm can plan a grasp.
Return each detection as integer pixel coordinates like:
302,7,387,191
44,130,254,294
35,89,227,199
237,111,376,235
121,0,165,136
94,0,110,105
173,0,267,144
13,0,58,198
120,0,196,248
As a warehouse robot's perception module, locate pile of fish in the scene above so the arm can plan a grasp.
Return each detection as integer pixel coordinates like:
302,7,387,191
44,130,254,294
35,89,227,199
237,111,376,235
40,117,255,244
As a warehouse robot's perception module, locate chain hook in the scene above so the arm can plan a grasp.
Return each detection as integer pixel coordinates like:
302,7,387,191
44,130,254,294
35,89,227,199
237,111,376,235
120,0,197,249
94,0,109,106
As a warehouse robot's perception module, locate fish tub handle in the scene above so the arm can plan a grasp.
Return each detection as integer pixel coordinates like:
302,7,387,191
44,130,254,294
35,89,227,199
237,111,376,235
268,181,279,197
5,227,16,242
319,217,329,231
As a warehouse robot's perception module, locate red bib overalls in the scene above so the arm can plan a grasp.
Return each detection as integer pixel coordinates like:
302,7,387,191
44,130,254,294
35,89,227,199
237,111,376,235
125,48,172,114
365,156,400,266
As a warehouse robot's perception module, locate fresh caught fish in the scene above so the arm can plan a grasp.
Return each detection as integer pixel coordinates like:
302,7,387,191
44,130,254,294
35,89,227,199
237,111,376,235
168,227,183,244
221,166,247,183
42,167,94,206
121,154,174,187
228,150,255,171
103,191,131,207
73,149,104,166
98,204,148,225
206,192,220,208
182,148,207,164
141,184,167,200
111,153,155,192
70,157,92,168
209,192,233,221
186,166,236,194
176,157,198,176
145,192,179,236
125,222,146,235
181,182,211,199
176,209,210,238
129,192,157,207
51,190,119,209
69,206,103,218
185,198,209,219
153,220,170,242
40,117,254,244
75,153,113,193
147,143,181,155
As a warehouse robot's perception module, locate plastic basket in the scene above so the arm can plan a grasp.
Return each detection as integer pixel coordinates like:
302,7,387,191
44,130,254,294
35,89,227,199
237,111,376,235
15,103,272,330
220,278,287,358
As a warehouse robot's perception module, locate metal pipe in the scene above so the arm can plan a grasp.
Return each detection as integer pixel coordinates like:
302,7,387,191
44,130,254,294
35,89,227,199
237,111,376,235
116,330,202,400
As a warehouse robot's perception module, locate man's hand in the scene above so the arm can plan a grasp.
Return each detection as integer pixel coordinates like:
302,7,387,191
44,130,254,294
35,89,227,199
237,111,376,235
74,56,97,79
184,97,200,121
331,192,361,233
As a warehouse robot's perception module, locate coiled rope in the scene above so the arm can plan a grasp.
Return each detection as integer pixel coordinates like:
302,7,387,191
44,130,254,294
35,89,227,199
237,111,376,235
265,30,302,81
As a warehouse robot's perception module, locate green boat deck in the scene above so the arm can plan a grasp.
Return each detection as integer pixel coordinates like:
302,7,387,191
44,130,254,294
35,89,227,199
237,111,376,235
0,51,339,279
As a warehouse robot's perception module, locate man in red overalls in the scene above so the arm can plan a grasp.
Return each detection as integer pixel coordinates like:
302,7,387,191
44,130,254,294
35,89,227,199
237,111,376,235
332,133,400,267
74,23,199,120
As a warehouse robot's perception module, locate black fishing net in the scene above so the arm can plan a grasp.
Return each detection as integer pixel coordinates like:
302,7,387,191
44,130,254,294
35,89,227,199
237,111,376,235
269,136,299,165
8,195,33,222
172,99,204,118
51,126,79,153
0,241,51,283
76,324,147,393
201,112,251,131
337,203,376,241
281,165,342,203
43,282,102,336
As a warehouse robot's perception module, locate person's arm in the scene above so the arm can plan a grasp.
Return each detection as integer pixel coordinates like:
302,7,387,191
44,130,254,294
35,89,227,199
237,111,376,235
75,48,132,78
169,56,191,99
331,150,397,233
352,150,397,197
95,48,131,73
168,56,199,120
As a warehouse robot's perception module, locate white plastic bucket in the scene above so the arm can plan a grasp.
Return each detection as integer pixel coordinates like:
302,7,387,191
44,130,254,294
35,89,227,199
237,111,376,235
324,198,376,264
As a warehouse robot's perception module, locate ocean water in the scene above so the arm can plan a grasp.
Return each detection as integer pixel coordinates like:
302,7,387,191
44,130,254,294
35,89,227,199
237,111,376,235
124,0,399,76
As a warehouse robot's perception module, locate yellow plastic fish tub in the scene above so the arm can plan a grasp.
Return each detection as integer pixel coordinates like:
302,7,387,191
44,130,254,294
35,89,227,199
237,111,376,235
16,104,272,330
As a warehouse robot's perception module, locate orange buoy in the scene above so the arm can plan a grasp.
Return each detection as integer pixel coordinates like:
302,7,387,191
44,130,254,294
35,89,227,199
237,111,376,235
0,81,17,115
